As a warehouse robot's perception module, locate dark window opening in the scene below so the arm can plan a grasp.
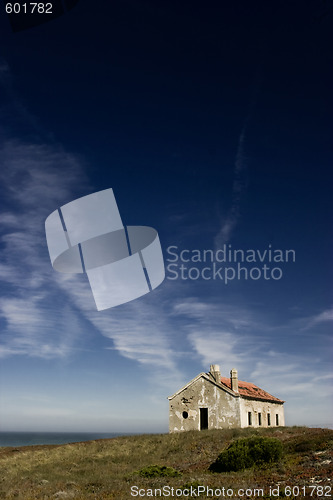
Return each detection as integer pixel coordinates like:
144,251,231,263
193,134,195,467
258,413,262,426
248,411,252,426
276,414,279,426
200,408,208,430
267,414,271,426
182,411,188,419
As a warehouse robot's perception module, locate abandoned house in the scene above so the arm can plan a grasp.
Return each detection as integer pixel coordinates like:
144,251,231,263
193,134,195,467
168,364,285,432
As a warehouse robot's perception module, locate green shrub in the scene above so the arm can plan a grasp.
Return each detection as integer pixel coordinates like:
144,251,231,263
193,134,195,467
286,435,331,454
136,465,182,477
209,436,283,472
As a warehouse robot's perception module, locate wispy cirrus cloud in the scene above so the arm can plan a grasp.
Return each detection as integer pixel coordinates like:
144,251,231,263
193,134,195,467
302,307,333,330
51,271,183,385
172,298,259,330
0,296,83,359
214,77,262,247
214,126,248,247
0,135,180,379
171,298,265,374
0,139,91,359
250,350,333,426
170,296,333,424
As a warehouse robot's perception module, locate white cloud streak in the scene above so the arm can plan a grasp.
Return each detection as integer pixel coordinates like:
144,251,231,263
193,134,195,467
0,137,180,380
215,127,248,246
0,140,90,359
171,297,333,425
302,307,333,329
214,77,262,247
51,272,183,385
0,64,331,426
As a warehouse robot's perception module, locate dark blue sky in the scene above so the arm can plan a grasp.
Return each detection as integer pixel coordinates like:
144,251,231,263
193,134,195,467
0,1,332,432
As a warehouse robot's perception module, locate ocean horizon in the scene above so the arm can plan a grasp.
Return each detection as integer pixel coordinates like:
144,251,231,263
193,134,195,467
0,431,138,448
1,424,331,448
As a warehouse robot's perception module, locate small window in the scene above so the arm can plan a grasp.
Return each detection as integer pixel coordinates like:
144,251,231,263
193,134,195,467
182,411,188,419
267,414,271,426
248,411,252,426
276,414,279,426
258,413,262,426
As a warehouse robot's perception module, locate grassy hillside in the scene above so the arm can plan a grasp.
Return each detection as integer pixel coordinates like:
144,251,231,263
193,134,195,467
0,427,332,499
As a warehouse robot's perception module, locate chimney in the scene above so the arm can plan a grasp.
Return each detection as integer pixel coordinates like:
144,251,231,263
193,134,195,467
230,368,238,392
210,364,221,384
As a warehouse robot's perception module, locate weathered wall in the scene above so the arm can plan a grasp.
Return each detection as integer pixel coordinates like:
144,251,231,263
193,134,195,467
169,376,241,433
239,398,285,428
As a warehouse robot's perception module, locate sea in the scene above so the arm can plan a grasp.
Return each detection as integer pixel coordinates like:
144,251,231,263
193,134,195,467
0,432,131,448
1,425,331,448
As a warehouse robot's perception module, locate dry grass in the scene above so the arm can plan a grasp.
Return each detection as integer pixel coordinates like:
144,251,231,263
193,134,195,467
0,427,332,499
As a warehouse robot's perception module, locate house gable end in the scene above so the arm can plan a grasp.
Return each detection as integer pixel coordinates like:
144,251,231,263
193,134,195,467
168,372,239,401
167,373,207,401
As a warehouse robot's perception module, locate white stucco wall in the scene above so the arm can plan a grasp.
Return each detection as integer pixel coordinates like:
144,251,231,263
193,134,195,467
169,376,241,432
239,398,285,428
169,374,285,433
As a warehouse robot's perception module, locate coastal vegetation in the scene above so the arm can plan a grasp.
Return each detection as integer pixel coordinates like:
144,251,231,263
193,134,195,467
209,436,283,472
0,427,332,499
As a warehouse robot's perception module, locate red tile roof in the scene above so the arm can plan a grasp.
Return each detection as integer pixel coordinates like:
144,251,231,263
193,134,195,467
220,376,284,403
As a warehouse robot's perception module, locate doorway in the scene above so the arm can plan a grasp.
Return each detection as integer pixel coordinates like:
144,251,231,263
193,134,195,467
200,408,208,430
